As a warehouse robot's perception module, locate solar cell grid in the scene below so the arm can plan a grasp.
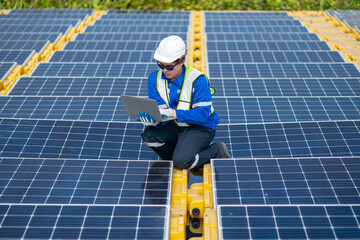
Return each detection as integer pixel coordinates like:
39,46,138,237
0,50,34,65
64,40,158,51
9,77,148,96
1,96,359,124
0,204,169,240
0,118,158,160
0,33,61,42
206,33,321,41
205,12,289,18
205,19,302,26
207,51,344,63
207,41,330,51
212,157,360,205
94,19,190,25
49,50,155,63
74,33,187,41
209,63,360,78
0,62,16,81
31,63,158,77
0,25,71,34
84,25,189,33
0,18,79,25
218,205,360,239
205,25,308,33
0,158,172,205
210,78,360,97
0,40,48,52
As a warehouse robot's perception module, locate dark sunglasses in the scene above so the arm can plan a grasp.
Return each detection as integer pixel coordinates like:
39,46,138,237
157,61,178,71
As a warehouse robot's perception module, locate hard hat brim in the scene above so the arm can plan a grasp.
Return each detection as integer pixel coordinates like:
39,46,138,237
153,50,183,63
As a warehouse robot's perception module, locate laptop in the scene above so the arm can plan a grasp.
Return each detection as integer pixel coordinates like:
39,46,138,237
120,95,175,122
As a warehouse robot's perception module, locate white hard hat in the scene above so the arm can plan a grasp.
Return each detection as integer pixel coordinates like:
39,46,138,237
153,35,187,63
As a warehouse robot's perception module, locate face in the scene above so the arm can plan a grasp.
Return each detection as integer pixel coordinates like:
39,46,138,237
158,59,184,81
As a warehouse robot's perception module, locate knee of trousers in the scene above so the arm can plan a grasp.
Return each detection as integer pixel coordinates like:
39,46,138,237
173,154,196,170
141,131,165,148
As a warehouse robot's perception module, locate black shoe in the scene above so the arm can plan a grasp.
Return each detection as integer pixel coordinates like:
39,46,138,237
216,142,231,158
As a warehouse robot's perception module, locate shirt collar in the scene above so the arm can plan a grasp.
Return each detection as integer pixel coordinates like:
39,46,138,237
161,65,186,87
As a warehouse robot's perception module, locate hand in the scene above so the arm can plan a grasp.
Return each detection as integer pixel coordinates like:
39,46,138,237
139,112,159,126
159,108,174,119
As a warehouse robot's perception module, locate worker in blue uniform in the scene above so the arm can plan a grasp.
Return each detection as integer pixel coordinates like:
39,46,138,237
139,35,231,170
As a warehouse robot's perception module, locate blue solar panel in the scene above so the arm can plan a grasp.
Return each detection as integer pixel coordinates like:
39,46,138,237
0,40,48,52
207,51,344,63
212,157,360,205
0,204,169,239
75,33,188,41
94,19,190,26
205,12,290,18
84,25,189,33
64,40,158,51
9,77,148,96
205,25,309,33
1,96,359,124
0,33,61,42
0,118,157,160
0,18,80,25
0,158,172,204
31,63,157,77
0,25,71,34
207,41,331,51
0,62,16,81
205,19,302,26
218,205,360,239
208,63,360,78
0,50,34,65
206,33,321,41
49,50,155,63
210,78,360,97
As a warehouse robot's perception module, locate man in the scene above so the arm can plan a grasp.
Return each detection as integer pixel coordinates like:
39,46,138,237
139,35,230,170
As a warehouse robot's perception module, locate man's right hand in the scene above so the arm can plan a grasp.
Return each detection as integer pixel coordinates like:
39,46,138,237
139,112,159,126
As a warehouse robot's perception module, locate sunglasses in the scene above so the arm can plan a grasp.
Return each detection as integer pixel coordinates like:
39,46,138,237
157,61,179,71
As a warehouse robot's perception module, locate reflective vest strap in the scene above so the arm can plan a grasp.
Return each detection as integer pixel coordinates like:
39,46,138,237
177,66,202,110
156,70,170,107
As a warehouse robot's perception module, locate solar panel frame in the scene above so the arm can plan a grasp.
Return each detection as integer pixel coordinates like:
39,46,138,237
0,40,49,52
204,25,309,33
74,33,188,41
0,24,72,34
0,33,61,42
63,40,159,51
0,50,35,65
84,25,189,33
206,33,321,41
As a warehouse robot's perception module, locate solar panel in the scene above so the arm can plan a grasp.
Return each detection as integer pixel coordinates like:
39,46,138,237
0,50,35,65
31,63,157,77
1,96,359,124
326,10,360,29
9,77,148,96
0,204,170,239
49,50,155,63
84,25,189,33
0,62,16,81
210,78,360,97
0,18,79,26
205,25,308,33
0,118,157,160
0,40,48,52
75,33,187,41
0,157,172,204
208,63,360,78
206,41,331,51
0,24,71,34
94,19,190,26
212,157,360,205
0,33,61,42
207,51,344,63
205,19,302,26
206,33,321,41
216,120,360,158
64,40,158,51
8,9,93,14
205,12,290,19
218,205,360,239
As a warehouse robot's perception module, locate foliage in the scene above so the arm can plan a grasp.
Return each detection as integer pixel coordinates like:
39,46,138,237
0,0,359,10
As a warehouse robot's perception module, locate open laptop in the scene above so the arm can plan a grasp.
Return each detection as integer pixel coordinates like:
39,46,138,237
120,95,175,122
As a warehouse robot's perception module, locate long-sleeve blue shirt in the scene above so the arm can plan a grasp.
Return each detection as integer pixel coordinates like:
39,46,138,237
148,65,219,130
